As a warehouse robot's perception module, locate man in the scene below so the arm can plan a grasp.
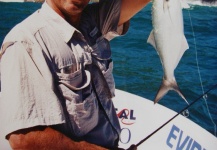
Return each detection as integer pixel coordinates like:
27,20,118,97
0,0,150,149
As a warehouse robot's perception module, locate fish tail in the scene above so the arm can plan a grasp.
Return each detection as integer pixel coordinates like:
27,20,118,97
154,78,188,104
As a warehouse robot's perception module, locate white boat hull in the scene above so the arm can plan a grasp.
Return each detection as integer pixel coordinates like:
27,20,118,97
113,89,217,149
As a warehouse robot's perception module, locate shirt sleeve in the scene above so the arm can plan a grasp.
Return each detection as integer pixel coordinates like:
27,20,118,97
0,41,65,138
99,0,130,39
89,0,130,40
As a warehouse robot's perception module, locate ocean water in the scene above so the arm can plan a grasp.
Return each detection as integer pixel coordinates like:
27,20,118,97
112,3,217,137
0,1,216,137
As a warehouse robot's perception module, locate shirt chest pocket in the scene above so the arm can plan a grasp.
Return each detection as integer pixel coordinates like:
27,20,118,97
50,42,98,137
57,67,99,137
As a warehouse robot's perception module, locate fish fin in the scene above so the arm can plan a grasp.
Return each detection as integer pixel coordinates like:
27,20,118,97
180,0,190,9
181,35,189,52
147,30,157,50
154,78,188,104
154,79,170,104
172,79,189,105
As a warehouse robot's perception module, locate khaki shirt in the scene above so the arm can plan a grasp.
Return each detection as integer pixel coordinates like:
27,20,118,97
0,0,129,148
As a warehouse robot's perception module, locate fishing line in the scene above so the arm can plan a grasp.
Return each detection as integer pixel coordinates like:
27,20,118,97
187,8,216,136
135,83,217,147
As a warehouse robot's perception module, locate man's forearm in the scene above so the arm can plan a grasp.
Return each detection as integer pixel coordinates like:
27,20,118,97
7,126,107,150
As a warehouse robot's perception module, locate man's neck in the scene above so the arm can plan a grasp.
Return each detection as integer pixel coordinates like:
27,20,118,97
46,0,82,28
65,14,81,28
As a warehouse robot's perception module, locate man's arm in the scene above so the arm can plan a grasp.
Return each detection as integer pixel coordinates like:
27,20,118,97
7,126,107,150
119,0,151,26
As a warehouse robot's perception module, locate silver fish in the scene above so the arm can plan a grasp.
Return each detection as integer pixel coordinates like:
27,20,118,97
147,0,189,104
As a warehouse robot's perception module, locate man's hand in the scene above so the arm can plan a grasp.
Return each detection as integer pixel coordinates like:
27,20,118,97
114,144,137,150
127,144,137,150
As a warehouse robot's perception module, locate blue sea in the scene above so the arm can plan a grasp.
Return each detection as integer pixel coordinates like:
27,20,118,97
0,2,216,137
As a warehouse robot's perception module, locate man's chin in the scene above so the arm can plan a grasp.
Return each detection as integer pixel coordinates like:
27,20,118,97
67,4,85,15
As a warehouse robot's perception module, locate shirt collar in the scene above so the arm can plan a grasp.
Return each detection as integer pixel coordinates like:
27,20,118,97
40,2,80,43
